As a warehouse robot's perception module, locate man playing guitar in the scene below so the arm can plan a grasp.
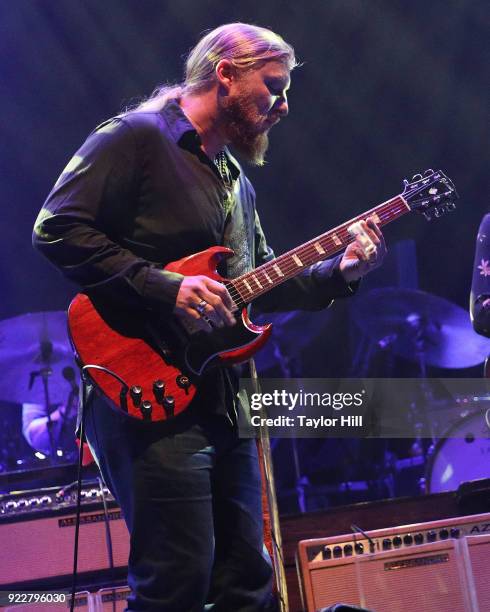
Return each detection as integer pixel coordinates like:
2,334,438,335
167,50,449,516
33,23,385,612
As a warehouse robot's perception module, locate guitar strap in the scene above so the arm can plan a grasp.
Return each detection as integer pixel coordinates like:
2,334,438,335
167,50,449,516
250,359,289,612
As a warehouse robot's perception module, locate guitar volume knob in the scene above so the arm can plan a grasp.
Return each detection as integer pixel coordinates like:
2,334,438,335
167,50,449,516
153,380,165,402
163,396,175,418
140,401,153,421
130,385,143,406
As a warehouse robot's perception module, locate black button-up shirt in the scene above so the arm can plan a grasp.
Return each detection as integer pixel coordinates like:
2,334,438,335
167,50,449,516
33,101,355,418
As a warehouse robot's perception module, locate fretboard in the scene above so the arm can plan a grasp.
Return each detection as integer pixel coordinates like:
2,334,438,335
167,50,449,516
228,195,410,306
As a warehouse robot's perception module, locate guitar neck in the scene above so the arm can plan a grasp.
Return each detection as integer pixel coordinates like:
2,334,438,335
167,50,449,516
229,194,410,305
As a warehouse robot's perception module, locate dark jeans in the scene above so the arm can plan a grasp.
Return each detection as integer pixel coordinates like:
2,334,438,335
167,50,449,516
84,393,273,611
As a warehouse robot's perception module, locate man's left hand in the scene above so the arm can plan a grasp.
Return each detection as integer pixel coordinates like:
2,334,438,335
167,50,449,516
339,217,387,283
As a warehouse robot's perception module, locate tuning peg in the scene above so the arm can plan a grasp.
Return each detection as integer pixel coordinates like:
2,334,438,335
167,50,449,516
424,169,434,176
412,173,423,181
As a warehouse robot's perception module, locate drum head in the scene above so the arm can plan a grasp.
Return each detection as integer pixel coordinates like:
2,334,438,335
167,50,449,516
427,410,490,493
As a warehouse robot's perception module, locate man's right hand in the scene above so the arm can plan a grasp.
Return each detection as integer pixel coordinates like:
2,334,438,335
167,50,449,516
173,275,237,333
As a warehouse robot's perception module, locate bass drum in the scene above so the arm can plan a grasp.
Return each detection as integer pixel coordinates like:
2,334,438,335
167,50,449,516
427,410,490,493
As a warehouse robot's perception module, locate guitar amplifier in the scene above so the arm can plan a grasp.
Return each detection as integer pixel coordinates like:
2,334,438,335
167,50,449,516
464,533,490,611
297,512,490,612
0,483,130,589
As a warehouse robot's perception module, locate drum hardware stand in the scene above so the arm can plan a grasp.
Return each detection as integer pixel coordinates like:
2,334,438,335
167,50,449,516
407,313,438,443
29,339,58,464
271,340,309,514
354,313,438,494
402,313,441,493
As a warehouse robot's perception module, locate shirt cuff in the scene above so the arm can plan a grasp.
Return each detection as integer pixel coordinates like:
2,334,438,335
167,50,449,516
315,254,361,298
143,266,184,312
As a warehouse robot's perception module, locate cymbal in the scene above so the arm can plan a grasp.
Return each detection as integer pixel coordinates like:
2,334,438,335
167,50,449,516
253,309,332,372
0,312,78,405
352,288,490,368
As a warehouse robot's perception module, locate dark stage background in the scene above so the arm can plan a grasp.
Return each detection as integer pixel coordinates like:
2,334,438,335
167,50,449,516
1,0,489,508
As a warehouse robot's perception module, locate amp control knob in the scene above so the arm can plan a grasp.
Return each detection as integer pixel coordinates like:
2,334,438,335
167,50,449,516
322,547,331,560
382,538,392,550
427,530,437,542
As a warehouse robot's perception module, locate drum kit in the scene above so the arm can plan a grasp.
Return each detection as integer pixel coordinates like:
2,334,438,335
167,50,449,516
351,287,490,495
0,311,80,472
1,287,489,501
255,287,490,510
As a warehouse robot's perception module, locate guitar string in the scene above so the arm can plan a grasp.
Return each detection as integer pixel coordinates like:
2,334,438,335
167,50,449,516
225,204,404,307
226,180,454,306
225,202,406,307
259,203,406,275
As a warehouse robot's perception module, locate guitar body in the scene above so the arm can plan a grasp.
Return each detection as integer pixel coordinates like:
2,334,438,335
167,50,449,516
68,246,272,421
68,171,457,422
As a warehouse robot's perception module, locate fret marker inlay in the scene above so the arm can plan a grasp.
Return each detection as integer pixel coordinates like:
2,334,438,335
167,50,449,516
264,271,273,284
273,264,284,277
243,279,253,293
314,242,325,255
292,254,303,267
332,233,342,246
252,275,262,289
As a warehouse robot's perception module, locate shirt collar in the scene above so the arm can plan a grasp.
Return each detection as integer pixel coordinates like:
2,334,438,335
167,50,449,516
161,100,240,181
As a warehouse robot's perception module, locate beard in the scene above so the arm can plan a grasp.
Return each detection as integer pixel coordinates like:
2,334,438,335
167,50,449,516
219,91,271,167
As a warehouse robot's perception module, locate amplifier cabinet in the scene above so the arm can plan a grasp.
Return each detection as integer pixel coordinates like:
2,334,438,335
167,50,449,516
297,512,490,612
0,503,129,587
463,533,490,611
355,540,471,612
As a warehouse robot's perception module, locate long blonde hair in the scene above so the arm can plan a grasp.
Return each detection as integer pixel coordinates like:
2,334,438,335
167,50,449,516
127,23,297,114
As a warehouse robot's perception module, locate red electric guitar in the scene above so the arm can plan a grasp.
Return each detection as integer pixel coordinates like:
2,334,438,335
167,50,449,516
68,170,457,421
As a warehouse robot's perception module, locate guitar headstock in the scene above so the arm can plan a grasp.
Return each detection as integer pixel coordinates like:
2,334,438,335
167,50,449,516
402,169,458,221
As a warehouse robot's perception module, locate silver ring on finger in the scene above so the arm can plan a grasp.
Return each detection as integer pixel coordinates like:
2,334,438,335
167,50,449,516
196,299,207,315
